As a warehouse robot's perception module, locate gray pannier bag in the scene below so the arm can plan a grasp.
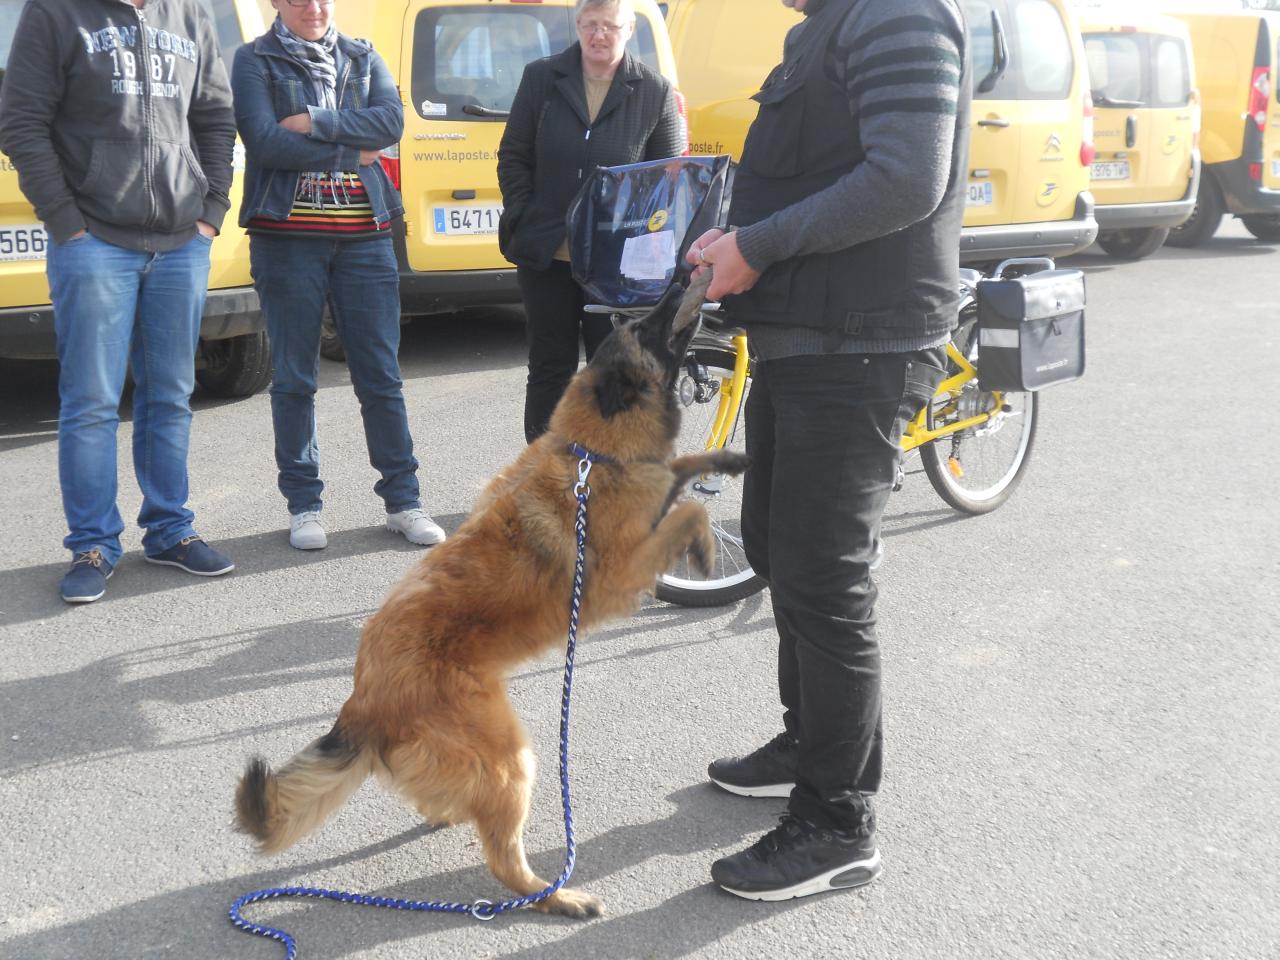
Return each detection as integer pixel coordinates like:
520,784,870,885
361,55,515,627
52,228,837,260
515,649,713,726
976,268,1086,392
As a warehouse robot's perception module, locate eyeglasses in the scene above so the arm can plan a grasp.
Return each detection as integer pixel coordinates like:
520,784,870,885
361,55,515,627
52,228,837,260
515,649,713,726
282,0,334,8
577,20,628,37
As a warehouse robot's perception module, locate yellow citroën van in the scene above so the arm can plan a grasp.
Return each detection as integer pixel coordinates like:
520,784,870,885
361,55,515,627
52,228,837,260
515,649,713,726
663,0,1098,265
0,0,271,397
1166,7,1280,245
1080,9,1200,259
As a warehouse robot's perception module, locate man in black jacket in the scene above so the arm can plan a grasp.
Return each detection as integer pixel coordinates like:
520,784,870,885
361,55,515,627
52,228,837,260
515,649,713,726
687,0,970,900
0,0,238,603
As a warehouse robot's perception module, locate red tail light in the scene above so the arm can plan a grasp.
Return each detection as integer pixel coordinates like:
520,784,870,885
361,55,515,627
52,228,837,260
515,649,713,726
379,142,401,192
673,88,690,156
1249,162,1263,181
1248,66,1270,133
1080,89,1096,166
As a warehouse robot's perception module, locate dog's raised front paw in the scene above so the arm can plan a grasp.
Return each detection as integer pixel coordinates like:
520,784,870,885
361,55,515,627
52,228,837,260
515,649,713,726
535,887,605,919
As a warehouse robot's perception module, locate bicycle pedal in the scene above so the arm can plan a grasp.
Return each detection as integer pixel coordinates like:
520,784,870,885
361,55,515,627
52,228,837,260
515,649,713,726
692,475,723,496
947,457,965,479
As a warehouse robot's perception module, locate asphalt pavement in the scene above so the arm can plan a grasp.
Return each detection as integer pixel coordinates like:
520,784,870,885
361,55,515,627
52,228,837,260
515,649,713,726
1,222,1277,960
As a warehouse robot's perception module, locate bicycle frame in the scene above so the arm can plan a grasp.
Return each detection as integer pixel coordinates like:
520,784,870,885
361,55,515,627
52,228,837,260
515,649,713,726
691,317,1004,457
900,337,1005,454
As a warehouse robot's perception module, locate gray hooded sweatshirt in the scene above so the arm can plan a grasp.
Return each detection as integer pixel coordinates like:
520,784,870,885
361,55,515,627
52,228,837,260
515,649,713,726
0,0,235,252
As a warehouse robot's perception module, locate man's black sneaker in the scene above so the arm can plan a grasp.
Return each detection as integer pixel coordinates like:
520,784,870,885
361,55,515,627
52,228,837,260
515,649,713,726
707,731,798,798
61,549,113,604
711,814,881,901
145,537,234,576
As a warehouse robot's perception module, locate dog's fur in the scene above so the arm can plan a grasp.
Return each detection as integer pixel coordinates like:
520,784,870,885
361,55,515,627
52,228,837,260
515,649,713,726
233,272,746,918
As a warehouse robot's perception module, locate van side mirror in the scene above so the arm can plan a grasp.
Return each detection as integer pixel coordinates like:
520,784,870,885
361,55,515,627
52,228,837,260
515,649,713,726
977,9,1009,95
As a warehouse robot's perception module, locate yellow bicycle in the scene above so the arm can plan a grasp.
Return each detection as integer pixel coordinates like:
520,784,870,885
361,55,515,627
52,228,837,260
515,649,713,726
642,258,1048,607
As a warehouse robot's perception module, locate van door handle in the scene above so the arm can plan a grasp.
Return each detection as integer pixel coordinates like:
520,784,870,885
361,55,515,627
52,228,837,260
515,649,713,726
977,118,1010,128
1125,115,1137,148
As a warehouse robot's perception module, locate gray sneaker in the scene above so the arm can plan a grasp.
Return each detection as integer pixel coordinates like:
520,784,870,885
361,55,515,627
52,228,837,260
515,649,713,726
289,511,327,550
386,508,446,546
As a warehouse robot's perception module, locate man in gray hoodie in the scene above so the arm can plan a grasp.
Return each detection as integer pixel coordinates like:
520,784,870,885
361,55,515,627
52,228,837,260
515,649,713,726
0,0,238,603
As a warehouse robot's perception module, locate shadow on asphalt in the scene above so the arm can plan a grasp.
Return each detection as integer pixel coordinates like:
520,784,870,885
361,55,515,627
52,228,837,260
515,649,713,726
0,517,475,629
1,581,766,777
0,780,812,960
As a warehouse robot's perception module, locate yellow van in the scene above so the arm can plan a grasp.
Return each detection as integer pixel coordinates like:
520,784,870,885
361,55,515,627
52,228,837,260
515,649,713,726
959,0,1096,262
1080,10,1200,259
0,0,270,397
1167,9,1280,245
663,0,1098,265
258,0,682,327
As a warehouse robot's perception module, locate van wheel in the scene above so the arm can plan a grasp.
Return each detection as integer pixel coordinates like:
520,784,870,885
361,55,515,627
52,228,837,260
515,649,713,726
1241,214,1280,242
320,306,347,362
195,330,272,398
1097,227,1170,260
1165,176,1224,248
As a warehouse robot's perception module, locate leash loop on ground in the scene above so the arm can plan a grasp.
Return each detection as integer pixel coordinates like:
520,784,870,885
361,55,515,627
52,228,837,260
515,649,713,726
227,442,604,957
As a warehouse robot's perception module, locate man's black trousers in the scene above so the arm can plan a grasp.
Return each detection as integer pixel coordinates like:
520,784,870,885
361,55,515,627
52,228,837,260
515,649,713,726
741,348,946,831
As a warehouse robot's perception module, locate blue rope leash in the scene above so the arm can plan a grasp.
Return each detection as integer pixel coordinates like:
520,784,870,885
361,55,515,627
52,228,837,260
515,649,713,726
228,445,605,958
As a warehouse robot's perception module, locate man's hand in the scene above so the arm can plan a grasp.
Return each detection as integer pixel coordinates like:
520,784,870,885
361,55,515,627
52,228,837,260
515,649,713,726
278,112,313,135
196,220,217,239
359,149,382,166
685,228,762,301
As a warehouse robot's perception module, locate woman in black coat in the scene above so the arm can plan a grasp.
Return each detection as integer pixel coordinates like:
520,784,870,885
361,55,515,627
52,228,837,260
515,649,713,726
497,0,687,442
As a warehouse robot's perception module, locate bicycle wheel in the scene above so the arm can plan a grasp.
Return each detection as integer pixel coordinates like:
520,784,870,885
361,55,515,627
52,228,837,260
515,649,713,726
655,345,767,607
919,330,1038,515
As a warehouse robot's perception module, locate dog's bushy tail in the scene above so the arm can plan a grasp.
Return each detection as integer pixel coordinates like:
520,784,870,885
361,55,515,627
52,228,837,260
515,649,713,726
234,716,372,854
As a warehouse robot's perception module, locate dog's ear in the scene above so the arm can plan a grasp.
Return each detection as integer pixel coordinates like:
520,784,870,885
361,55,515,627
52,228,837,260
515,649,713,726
594,361,647,418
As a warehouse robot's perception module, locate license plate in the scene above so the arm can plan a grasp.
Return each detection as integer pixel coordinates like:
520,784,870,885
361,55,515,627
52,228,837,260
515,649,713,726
0,223,49,262
1091,160,1131,181
1271,159,1280,178
966,181,994,207
433,205,501,236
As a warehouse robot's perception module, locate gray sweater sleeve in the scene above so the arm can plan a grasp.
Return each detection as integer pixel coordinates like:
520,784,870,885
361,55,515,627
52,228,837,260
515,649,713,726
734,0,967,272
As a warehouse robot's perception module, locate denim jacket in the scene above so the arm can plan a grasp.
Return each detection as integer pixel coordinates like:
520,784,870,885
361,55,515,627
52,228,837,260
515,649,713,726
231,29,404,228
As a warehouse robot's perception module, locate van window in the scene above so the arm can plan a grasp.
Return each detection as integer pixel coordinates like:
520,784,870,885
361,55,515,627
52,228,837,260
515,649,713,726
0,0,24,92
1084,32,1190,109
411,6,661,121
1151,36,1190,108
964,0,1017,100
195,0,248,61
1085,35,1142,104
1011,0,1073,100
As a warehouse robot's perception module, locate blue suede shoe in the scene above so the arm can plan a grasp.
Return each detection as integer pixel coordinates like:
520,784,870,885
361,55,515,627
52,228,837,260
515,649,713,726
145,537,234,576
61,549,114,603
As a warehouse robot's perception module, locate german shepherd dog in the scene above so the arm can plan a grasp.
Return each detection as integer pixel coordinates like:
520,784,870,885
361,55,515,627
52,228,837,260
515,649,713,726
234,272,746,918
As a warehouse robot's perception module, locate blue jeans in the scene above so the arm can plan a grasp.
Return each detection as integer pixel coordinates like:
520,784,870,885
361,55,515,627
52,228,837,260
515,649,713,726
741,349,946,831
46,231,213,566
249,233,420,515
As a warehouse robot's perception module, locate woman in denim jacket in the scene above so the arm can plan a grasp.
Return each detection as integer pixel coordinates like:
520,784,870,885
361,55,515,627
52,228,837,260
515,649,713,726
232,0,444,551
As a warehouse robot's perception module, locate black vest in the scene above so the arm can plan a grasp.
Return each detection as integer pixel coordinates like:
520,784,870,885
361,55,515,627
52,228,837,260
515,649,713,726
726,0,966,341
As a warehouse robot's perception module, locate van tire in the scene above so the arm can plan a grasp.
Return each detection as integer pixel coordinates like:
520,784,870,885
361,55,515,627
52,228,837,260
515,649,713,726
195,330,273,398
1165,176,1224,248
1097,227,1170,260
1241,214,1280,241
